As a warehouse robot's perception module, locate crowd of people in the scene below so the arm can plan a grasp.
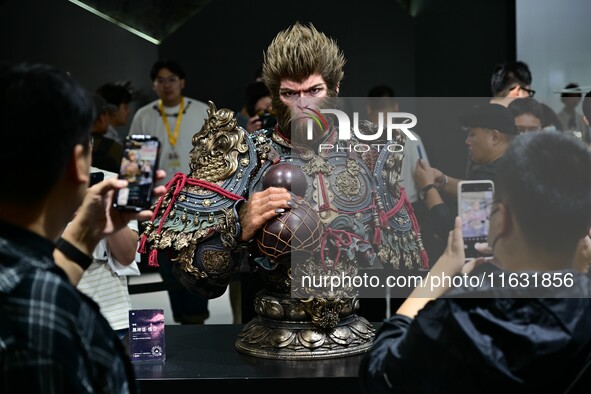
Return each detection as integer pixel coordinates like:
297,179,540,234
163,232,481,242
1,20,591,393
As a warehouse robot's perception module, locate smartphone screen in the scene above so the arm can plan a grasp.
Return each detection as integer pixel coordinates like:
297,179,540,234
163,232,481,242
113,135,161,212
458,180,494,260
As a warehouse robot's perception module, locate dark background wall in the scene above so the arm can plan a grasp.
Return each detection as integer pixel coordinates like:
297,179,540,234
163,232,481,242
159,0,417,110
0,0,158,113
0,0,515,179
414,0,516,179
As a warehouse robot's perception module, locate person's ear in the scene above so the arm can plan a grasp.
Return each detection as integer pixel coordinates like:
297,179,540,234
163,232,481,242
490,129,501,143
70,144,91,185
498,202,513,235
180,79,185,91
498,202,512,235
508,85,520,98
488,201,511,248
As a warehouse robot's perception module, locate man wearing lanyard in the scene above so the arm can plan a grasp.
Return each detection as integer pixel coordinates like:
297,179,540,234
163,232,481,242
129,59,209,185
129,59,210,324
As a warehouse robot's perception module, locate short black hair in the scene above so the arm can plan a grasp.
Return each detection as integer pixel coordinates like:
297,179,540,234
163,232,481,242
508,97,543,121
367,85,397,112
367,85,395,98
244,81,270,116
0,63,94,203
96,83,132,106
495,132,591,256
150,59,186,81
490,61,532,97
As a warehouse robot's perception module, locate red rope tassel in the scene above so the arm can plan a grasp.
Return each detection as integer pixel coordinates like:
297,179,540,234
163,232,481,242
378,189,429,269
139,172,246,267
373,227,382,245
148,249,159,267
320,228,371,271
137,234,148,254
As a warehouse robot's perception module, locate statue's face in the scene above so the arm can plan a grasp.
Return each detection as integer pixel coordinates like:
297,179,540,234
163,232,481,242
274,73,336,143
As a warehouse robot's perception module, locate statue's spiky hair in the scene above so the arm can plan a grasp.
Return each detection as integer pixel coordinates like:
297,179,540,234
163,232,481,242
262,22,345,97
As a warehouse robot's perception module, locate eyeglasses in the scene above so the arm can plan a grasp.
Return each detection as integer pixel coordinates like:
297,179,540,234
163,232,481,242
510,85,536,97
155,76,180,85
516,125,542,133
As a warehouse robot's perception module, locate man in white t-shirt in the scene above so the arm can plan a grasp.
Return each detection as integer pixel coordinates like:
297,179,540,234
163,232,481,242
128,59,210,324
129,59,209,185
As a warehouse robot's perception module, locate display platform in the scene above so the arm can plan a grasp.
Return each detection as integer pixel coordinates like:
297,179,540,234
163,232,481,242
133,324,371,392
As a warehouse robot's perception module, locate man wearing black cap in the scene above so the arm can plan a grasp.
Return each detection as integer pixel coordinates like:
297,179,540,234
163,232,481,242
418,103,517,200
412,104,517,248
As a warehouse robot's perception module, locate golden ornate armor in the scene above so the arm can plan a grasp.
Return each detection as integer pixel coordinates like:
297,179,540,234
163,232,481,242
139,101,427,359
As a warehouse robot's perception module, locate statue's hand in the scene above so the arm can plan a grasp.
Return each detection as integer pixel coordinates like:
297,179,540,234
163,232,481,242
238,187,292,241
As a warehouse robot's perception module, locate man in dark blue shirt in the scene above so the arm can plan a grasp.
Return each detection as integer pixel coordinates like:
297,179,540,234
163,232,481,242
360,131,591,393
0,63,163,393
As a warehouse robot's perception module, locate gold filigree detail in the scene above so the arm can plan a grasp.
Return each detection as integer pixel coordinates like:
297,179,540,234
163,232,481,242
189,101,248,182
335,170,360,196
173,231,191,250
202,249,233,273
302,155,334,176
335,158,361,196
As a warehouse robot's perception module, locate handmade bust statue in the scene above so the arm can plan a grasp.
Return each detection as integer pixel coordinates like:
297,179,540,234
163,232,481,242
138,22,427,359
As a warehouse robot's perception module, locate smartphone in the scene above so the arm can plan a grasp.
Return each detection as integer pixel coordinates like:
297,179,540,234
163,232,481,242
89,171,104,187
457,180,494,260
113,135,161,212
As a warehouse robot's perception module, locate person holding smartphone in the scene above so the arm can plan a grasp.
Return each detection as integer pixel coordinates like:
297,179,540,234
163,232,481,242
360,131,591,393
413,103,517,260
0,63,161,393
426,103,517,200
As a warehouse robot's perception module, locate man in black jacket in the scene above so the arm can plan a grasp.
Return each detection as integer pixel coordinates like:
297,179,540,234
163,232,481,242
360,131,591,393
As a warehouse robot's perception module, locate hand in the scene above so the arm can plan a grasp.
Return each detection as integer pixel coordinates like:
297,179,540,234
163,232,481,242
405,216,466,301
413,159,436,188
397,216,466,317
460,242,495,274
238,187,292,241
474,242,493,255
108,169,167,230
55,170,166,285
64,170,167,252
430,216,466,277
431,167,446,188
246,115,262,133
